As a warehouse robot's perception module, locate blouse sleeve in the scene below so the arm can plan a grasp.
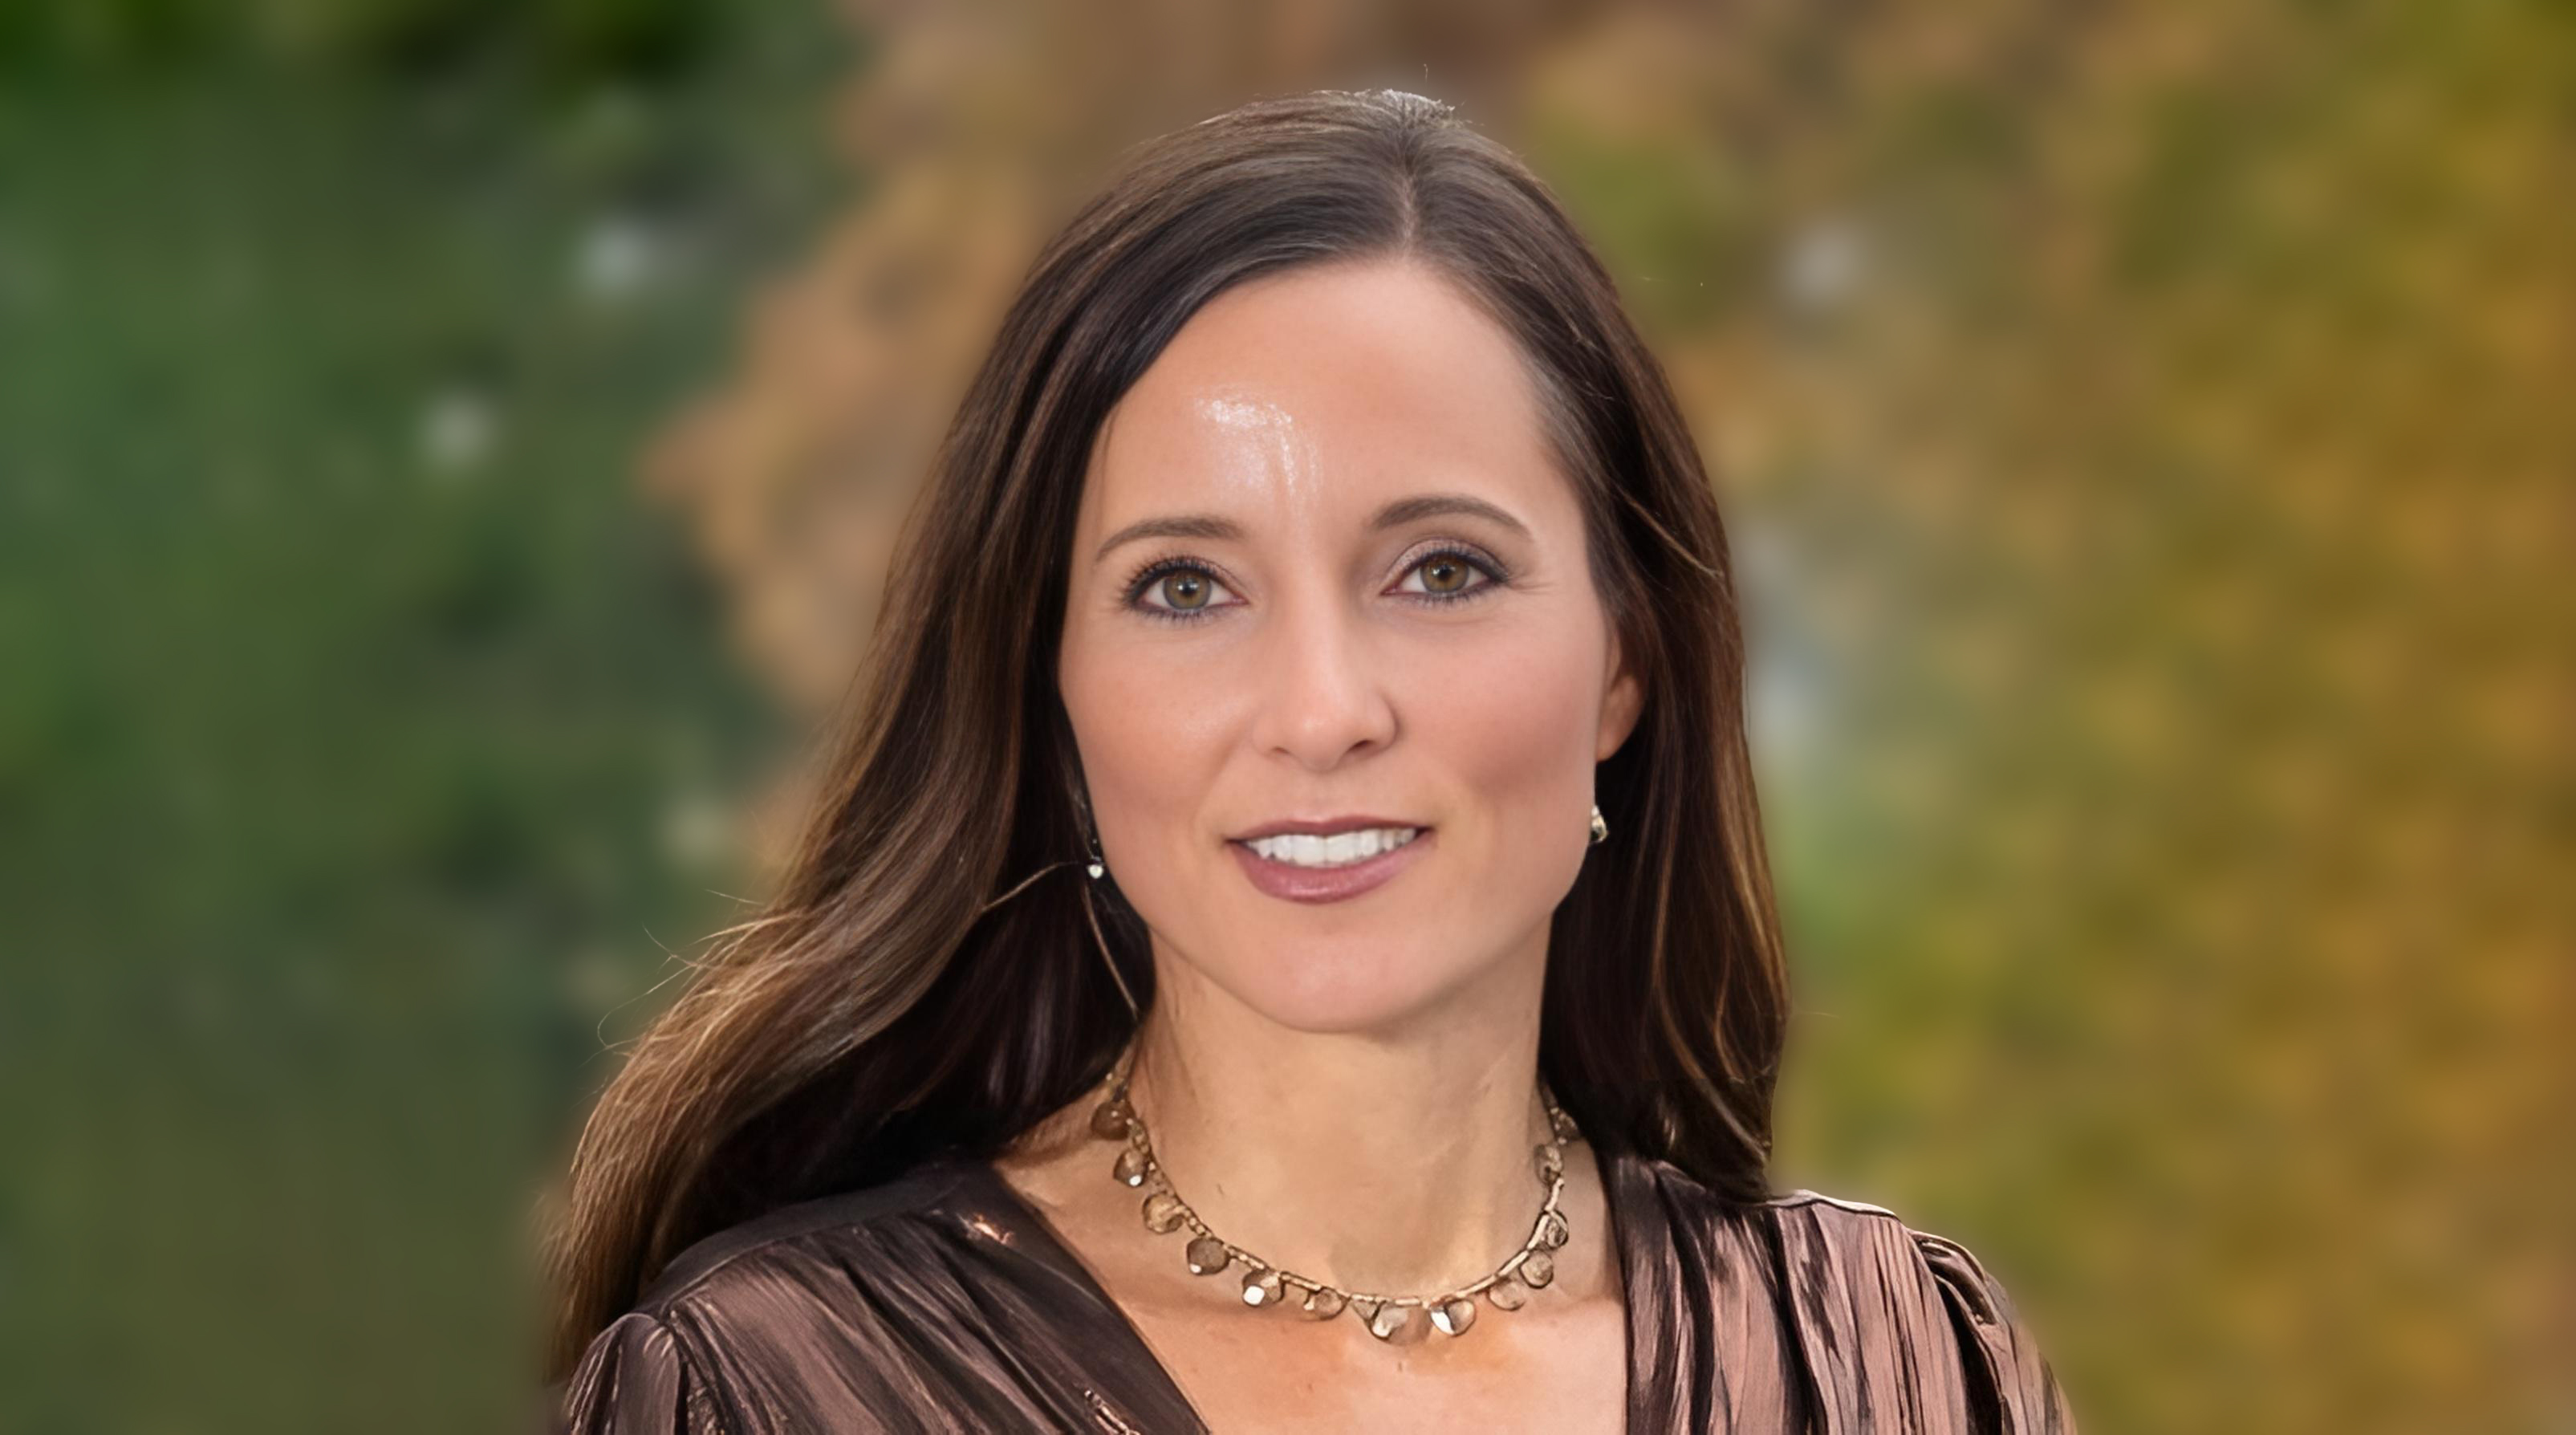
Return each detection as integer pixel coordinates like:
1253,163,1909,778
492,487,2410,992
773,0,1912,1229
1912,1229,2079,1434
553,1310,729,1435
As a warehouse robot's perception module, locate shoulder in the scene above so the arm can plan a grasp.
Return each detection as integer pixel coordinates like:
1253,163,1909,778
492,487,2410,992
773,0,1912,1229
1761,1186,2078,1433
1759,1187,2026,1335
1612,1152,2074,1433
552,1159,989,1435
636,1157,982,1314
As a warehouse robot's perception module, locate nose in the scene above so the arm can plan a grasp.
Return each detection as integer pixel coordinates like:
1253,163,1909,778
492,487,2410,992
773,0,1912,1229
1247,584,1398,771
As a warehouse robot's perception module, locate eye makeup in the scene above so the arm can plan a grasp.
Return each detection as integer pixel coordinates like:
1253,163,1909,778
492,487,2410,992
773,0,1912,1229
1118,539,1514,624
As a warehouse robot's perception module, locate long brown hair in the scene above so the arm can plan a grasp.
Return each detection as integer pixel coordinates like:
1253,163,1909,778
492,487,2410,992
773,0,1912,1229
545,87,1787,1377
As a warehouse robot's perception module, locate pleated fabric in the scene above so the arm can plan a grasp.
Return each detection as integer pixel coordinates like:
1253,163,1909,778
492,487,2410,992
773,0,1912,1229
552,1148,2074,1433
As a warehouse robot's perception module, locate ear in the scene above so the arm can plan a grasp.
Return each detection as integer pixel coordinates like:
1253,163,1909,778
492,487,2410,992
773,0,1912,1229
1595,625,1645,762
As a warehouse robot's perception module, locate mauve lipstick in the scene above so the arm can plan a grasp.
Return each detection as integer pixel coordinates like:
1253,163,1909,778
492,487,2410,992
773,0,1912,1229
1227,827,1432,904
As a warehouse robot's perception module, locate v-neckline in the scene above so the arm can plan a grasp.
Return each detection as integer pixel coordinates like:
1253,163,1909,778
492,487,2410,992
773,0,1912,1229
957,1142,1649,1434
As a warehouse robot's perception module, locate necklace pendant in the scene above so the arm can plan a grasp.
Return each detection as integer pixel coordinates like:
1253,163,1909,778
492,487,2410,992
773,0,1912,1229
1362,1300,1427,1344
1184,1235,1230,1274
1430,1296,1477,1336
1538,1209,1570,1249
1241,1267,1285,1307
1140,1190,1185,1233
1298,1287,1347,1319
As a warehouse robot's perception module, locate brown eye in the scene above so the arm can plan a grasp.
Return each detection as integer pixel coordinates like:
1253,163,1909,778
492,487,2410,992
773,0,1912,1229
1160,571,1211,609
1130,563,1236,618
1396,547,1500,601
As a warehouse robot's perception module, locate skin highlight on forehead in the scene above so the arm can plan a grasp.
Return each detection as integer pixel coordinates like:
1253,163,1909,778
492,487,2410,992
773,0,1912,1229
1192,384,1322,513
1079,259,1565,587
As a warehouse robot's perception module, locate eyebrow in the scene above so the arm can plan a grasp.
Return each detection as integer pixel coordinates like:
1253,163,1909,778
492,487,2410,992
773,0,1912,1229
1091,492,1534,566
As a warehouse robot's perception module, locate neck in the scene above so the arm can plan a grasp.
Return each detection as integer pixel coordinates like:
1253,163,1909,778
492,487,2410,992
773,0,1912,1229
1123,930,1556,1295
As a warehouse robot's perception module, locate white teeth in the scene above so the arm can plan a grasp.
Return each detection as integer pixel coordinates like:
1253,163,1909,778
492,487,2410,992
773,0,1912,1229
1245,827,1420,868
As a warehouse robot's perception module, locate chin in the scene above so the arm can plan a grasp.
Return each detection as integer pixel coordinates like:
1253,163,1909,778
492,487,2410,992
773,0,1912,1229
1211,938,1489,1035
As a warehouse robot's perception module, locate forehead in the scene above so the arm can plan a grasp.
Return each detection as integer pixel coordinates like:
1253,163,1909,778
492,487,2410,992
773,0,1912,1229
1083,258,1559,525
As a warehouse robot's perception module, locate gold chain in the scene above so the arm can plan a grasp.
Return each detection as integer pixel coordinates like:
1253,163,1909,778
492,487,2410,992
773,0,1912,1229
1087,1047,1579,1342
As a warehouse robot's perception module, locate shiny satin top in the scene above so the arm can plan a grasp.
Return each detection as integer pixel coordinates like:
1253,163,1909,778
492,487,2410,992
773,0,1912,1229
555,1146,2074,1433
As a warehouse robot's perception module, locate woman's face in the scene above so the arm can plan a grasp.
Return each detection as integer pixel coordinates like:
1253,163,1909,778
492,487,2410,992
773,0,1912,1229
1057,257,1643,1035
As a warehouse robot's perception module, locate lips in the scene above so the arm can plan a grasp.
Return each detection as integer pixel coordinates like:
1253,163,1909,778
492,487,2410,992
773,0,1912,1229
1227,825,1432,904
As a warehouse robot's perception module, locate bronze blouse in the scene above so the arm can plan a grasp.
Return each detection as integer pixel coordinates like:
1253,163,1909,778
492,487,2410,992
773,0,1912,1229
554,1148,2074,1433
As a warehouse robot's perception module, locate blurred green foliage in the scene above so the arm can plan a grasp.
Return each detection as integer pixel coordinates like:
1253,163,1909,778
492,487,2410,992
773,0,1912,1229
0,4,850,1429
0,0,717,82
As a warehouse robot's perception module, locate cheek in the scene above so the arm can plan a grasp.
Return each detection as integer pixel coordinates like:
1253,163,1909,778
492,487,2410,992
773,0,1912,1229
1405,616,1604,821
1058,634,1232,857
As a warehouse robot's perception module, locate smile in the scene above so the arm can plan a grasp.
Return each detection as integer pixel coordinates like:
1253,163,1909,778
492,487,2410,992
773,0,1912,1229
1226,825,1432,904
1241,826,1421,868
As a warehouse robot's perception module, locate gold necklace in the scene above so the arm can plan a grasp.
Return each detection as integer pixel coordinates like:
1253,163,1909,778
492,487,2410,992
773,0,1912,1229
1086,1049,1579,1343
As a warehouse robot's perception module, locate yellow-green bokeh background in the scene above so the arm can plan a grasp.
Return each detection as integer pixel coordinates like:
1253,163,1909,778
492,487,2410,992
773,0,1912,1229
2,2,2565,1431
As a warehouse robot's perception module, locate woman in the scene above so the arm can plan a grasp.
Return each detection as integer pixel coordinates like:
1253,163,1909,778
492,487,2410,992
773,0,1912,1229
547,88,2074,1433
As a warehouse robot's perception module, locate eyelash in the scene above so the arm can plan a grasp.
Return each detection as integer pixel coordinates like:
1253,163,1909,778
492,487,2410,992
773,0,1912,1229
1120,543,1510,624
